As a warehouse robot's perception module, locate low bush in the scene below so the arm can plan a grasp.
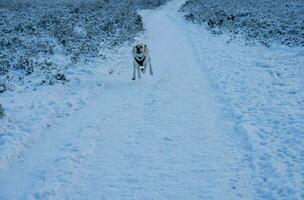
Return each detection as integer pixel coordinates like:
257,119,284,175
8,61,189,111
0,104,4,118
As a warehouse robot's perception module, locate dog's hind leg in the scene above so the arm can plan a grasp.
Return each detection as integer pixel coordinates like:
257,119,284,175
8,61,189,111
149,58,153,75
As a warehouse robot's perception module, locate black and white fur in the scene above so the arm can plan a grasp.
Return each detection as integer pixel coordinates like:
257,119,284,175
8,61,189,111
132,43,153,80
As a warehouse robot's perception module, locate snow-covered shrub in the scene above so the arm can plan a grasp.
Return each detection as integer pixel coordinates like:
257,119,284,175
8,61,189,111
37,1,143,59
0,104,4,118
131,0,169,9
180,0,304,47
0,3,66,89
0,70,9,93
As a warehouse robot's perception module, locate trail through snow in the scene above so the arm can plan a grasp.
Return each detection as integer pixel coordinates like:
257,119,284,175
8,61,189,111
4,0,299,199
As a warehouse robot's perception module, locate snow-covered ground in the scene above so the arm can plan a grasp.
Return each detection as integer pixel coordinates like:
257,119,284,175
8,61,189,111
184,21,304,200
1,0,303,199
0,47,126,169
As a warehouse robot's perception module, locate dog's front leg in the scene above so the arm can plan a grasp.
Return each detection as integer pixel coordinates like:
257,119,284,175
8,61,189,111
142,63,147,74
137,65,141,79
132,62,136,80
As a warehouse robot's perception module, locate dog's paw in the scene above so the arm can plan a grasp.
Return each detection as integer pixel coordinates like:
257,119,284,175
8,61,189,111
132,77,135,80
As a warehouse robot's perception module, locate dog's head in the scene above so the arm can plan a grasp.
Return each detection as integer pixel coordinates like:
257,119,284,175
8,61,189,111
134,43,146,54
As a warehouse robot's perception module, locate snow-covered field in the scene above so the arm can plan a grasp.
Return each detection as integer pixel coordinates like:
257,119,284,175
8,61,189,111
0,0,167,168
0,46,129,169
185,22,304,200
0,0,303,199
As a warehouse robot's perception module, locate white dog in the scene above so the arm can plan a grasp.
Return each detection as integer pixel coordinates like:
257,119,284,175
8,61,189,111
132,43,153,80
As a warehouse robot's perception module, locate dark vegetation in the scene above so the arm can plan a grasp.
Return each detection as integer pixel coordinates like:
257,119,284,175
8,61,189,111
0,104,4,118
180,0,304,47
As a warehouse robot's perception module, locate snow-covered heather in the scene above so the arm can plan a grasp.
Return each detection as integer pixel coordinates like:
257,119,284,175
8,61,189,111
182,16,304,200
0,104,4,118
0,0,143,94
0,0,169,93
180,0,304,47
0,0,169,94
132,0,170,9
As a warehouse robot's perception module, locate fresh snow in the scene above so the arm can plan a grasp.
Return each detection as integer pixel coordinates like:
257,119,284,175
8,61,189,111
1,0,303,199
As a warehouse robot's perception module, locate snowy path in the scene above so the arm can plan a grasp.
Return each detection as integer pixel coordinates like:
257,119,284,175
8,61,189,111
0,0,254,199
